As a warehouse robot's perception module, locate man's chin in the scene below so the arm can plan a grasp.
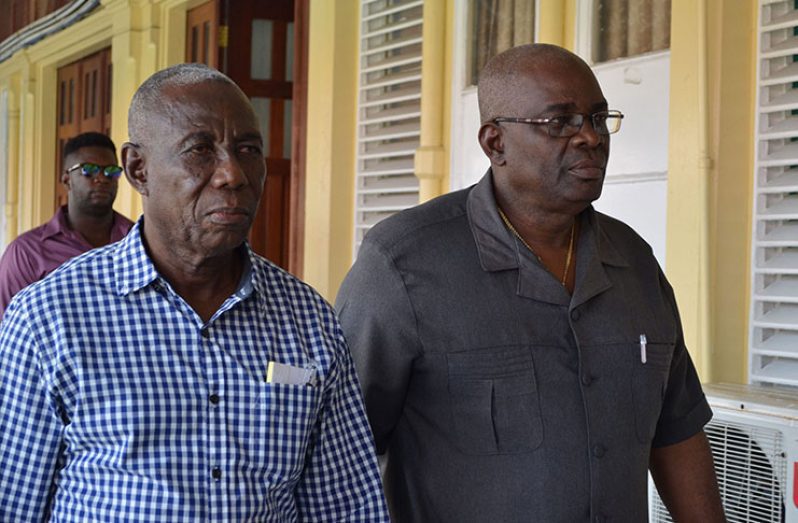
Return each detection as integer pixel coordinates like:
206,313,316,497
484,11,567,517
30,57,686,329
202,228,251,254
82,201,116,216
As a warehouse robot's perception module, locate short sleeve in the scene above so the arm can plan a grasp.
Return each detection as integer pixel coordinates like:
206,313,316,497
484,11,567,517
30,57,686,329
652,270,713,448
0,239,39,319
335,238,421,454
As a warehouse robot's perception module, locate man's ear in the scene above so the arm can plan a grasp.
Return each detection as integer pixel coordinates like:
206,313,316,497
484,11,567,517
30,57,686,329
60,169,71,188
122,142,149,196
478,122,506,166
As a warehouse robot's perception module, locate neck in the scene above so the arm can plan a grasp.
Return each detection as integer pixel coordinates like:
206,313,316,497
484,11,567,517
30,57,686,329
66,205,115,248
496,197,578,249
143,231,245,323
496,201,581,294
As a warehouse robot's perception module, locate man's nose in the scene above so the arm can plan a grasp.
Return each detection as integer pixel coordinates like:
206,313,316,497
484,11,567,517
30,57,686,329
212,151,249,188
573,117,603,147
92,172,111,184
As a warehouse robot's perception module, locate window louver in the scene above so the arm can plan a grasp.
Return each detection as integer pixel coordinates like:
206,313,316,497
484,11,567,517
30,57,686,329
354,0,423,253
750,0,798,387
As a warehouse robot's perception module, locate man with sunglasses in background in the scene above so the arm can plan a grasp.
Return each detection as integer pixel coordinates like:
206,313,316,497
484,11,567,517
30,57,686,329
337,44,724,521
0,132,132,318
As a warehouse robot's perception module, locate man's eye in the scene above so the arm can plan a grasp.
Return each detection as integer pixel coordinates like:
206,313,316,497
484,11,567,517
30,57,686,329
239,144,262,155
190,144,214,155
549,116,571,127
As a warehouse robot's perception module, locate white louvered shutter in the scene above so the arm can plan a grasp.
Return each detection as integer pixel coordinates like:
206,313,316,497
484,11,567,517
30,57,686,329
354,0,423,253
750,0,798,387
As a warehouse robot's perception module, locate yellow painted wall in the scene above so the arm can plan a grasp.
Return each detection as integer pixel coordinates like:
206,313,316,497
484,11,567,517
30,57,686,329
302,0,359,299
667,0,712,379
537,0,577,49
667,0,755,382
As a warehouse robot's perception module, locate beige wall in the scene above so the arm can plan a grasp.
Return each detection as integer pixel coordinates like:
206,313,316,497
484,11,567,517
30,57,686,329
301,0,359,299
667,0,755,382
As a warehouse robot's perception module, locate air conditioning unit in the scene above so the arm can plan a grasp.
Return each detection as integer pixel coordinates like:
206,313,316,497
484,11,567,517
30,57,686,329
649,383,798,523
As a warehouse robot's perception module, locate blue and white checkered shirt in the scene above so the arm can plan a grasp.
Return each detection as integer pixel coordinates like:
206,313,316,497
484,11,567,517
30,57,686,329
0,220,388,522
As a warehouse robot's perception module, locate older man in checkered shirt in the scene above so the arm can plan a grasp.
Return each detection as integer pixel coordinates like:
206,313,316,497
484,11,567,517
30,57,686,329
0,64,388,522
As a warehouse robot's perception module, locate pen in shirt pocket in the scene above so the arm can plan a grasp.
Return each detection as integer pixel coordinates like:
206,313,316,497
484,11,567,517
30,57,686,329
640,334,647,364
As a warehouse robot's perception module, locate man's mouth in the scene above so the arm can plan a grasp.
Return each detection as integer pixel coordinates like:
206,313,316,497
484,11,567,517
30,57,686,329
569,160,606,180
207,206,251,226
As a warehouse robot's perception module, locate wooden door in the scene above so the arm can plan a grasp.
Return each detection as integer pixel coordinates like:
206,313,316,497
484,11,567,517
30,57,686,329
183,0,306,272
186,0,218,66
55,48,112,209
224,0,297,270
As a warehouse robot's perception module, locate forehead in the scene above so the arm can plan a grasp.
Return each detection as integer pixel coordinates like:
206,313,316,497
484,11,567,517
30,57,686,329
153,82,260,138
65,145,116,164
511,59,606,113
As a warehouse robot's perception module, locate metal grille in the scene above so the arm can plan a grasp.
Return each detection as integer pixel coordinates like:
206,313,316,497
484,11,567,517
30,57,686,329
649,418,786,522
354,0,423,253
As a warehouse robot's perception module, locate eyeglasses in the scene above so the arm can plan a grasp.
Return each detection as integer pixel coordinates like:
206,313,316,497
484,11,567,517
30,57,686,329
493,110,624,138
65,162,124,180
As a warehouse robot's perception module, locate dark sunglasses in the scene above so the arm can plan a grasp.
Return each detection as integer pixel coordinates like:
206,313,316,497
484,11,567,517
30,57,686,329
65,162,124,179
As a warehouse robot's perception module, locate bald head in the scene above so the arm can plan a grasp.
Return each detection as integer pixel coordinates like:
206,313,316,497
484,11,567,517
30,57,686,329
477,44,596,123
128,63,242,143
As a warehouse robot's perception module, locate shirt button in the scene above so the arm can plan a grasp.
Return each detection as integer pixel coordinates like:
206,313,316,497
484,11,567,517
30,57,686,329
209,394,220,405
201,328,210,339
570,309,580,321
211,467,222,480
581,374,593,386
592,444,606,458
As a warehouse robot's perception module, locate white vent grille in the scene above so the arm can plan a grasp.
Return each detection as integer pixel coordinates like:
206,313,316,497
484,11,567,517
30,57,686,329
750,0,798,388
650,419,787,522
354,0,423,253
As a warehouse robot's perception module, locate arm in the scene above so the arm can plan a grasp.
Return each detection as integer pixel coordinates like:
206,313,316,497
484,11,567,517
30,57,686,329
650,431,725,522
335,239,420,454
0,239,39,319
0,306,65,521
294,331,389,522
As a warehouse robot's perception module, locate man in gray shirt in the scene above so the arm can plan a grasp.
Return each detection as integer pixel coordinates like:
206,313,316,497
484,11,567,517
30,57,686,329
336,44,724,522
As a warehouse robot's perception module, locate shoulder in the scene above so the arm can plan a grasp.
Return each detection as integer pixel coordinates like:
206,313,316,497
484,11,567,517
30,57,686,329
2,223,48,257
593,209,656,257
6,242,117,319
114,211,135,227
363,186,471,254
250,254,338,323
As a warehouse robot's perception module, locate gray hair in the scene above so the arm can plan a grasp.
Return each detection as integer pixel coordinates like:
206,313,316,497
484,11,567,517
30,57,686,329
127,63,238,142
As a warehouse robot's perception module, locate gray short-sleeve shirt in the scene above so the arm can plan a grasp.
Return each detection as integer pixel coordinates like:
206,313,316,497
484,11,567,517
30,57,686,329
336,170,712,522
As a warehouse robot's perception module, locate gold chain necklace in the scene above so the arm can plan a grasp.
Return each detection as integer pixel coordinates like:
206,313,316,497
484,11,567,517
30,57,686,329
497,207,575,286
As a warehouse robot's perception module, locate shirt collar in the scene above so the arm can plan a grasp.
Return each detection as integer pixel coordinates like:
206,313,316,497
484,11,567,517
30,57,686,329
467,169,629,271
40,205,71,241
113,217,260,302
42,205,132,243
467,169,630,305
113,218,160,296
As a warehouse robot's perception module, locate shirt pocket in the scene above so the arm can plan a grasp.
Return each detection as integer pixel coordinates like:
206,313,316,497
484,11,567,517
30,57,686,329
631,341,674,444
253,382,322,480
446,346,543,455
